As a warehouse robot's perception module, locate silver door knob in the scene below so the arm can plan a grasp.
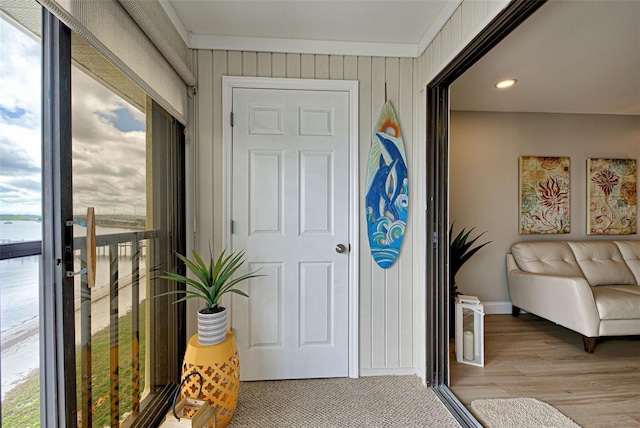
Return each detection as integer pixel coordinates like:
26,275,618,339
335,244,347,254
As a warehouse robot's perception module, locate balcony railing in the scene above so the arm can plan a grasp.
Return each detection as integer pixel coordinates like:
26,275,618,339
0,240,42,259
73,229,158,428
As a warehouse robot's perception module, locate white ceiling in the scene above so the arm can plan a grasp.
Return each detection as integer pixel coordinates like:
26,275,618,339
450,0,640,116
161,0,459,57
161,0,640,116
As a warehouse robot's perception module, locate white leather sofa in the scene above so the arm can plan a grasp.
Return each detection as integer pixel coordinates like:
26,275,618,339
506,240,640,352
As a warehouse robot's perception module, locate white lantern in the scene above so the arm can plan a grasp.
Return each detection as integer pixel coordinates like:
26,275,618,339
455,295,485,367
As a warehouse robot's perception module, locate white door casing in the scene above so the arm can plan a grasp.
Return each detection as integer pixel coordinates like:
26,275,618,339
222,77,359,380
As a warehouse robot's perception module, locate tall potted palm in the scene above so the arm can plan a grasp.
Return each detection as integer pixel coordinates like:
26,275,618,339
157,247,263,345
449,224,491,336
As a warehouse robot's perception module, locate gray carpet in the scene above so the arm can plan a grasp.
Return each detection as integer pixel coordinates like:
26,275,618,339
228,375,461,427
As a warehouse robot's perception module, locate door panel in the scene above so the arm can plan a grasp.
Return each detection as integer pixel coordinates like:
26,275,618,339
249,150,283,234
231,87,349,380
300,152,333,234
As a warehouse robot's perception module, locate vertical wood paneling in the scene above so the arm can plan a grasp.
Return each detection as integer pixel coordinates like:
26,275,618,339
386,58,399,105
315,54,329,79
370,56,386,369
211,51,227,251
243,51,257,76
488,0,503,15
412,60,427,376
228,51,242,76
473,0,489,28
398,57,414,368
418,49,427,88
416,0,508,86
272,53,286,78
329,55,344,80
384,57,400,368
357,56,373,370
344,56,357,80
450,7,462,53
441,21,451,61
196,50,215,254
432,33,442,72
300,54,315,78
257,52,271,77
286,53,301,78
461,1,474,43
198,49,418,375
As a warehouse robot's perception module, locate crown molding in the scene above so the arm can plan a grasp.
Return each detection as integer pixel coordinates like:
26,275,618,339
159,0,462,58
189,34,419,57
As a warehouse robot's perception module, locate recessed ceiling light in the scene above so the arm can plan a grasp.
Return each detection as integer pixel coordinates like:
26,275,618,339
495,79,517,89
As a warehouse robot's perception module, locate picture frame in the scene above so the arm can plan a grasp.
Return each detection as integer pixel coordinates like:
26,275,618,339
519,156,571,234
587,158,637,235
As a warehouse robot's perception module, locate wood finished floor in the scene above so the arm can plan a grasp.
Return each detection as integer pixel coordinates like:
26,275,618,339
449,313,640,428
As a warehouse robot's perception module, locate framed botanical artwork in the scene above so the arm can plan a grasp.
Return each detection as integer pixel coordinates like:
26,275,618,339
587,158,637,235
519,156,570,234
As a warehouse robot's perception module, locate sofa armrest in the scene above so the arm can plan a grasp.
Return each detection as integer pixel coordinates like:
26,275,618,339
507,257,600,337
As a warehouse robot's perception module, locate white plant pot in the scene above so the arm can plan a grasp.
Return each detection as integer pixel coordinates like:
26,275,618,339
197,307,227,346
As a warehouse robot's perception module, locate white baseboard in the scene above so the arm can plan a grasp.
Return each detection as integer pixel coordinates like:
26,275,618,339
482,301,513,314
359,368,417,377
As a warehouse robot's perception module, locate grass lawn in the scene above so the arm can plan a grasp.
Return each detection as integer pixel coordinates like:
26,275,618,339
2,301,146,427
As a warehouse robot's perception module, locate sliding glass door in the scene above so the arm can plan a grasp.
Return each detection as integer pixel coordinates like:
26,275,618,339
2,4,186,425
69,40,186,427
0,3,43,426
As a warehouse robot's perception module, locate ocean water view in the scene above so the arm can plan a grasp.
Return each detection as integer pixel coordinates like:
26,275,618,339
0,220,41,337
1,220,147,398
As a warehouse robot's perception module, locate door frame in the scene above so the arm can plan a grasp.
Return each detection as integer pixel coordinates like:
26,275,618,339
425,1,547,426
222,76,360,378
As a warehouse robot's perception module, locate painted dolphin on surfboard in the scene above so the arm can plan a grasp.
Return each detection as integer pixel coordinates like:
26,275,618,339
365,101,408,269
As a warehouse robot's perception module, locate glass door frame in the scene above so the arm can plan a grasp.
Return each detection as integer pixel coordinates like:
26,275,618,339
39,9,187,426
41,7,75,426
424,0,547,426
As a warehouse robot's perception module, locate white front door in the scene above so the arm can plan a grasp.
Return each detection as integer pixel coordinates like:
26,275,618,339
231,87,350,380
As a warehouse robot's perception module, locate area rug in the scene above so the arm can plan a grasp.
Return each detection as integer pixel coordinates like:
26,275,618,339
228,376,461,427
471,397,581,428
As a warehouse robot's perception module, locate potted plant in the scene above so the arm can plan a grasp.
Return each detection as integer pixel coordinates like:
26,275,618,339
157,247,263,346
449,223,491,337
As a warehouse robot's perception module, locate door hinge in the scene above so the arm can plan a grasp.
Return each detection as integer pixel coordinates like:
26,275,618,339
230,112,234,127
230,220,235,234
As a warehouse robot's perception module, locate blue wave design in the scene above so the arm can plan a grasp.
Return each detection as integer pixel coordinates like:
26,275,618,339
365,131,409,269
367,183,408,269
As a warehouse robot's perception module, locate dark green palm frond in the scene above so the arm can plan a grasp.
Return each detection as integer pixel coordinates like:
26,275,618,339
449,223,491,288
153,247,265,310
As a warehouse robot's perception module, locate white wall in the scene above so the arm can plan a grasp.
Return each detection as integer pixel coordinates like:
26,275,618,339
192,50,419,375
188,0,524,378
450,111,640,308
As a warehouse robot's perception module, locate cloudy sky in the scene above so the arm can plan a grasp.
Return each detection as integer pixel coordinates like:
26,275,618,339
0,15,146,217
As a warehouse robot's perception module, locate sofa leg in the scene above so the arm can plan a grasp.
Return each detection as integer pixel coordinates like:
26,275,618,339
511,305,521,317
582,336,596,353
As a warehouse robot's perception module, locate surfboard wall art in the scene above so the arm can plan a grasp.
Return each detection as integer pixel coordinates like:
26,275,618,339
365,100,408,269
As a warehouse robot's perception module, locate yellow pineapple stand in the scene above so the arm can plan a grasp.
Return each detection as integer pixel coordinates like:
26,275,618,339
180,332,240,427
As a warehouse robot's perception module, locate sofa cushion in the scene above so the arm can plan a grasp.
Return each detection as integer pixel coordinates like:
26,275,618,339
511,241,583,276
591,285,640,320
567,241,636,286
615,241,640,284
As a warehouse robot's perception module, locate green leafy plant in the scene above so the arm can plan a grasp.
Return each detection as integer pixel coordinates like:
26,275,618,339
156,248,263,314
449,223,491,297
